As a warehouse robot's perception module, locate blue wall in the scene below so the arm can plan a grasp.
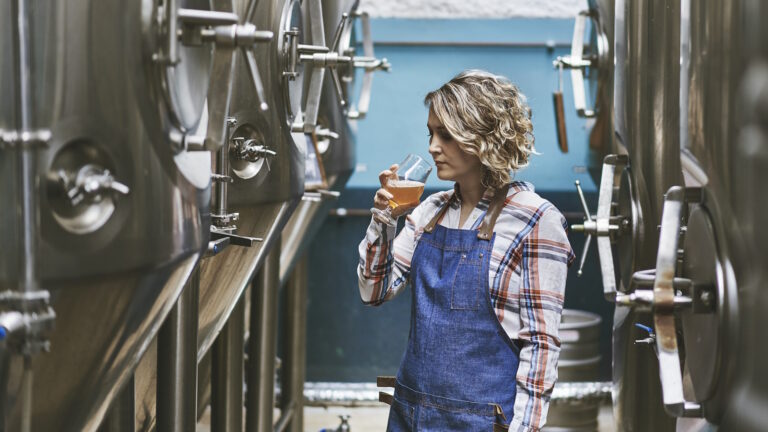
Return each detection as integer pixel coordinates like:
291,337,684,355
298,18,613,383
348,18,598,193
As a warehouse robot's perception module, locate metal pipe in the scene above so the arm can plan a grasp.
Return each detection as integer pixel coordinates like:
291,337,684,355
98,376,135,432
272,402,295,432
280,255,307,432
211,296,245,432
215,118,235,219
370,40,569,48
246,242,280,432
9,1,43,430
157,268,199,432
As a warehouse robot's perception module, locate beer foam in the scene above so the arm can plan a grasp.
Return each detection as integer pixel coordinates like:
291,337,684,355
390,180,424,188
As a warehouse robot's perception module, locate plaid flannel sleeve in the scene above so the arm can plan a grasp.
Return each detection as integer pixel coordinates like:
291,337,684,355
510,208,575,432
357,210,421,306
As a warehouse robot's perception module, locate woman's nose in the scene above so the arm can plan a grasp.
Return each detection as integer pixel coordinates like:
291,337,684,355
428,139,440,156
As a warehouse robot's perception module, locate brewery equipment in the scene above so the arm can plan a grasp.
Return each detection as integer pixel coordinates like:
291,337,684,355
552,0,615,181
567,0,682,430
0,0,243,429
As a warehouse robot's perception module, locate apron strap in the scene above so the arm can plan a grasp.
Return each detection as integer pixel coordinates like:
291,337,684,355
476,187,508,240
423,187,509,238
423,195,454,234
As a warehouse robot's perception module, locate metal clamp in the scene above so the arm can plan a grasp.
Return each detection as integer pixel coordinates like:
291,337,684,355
209,226,262,248
552,10,608,118
154,0,273,152
287,4,390,132
571,154,628,299
0,290,56,356
626,186,705,418
340,11,390,120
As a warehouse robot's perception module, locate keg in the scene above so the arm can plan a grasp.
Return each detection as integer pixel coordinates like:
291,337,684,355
544,309,602,432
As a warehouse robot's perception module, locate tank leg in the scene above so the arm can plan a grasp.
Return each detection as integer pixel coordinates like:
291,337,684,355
246,241,280,432
279,254,307,432
211,295,245,432
157,268,199,432
98,375,135,432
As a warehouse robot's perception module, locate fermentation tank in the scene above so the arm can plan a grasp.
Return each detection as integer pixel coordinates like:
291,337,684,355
132,0,303,428
0,0,223,429
721,0,768,429
281,0,390,280
569,0,682,430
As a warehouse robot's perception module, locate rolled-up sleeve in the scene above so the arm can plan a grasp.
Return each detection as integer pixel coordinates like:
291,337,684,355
357,203,428,306
510,208,575,432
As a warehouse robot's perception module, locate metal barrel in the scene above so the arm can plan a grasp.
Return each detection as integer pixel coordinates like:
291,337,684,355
544,310,602,432
557,310,602,382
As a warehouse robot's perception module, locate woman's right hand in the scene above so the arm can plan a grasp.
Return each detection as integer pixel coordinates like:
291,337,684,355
373,164,419,221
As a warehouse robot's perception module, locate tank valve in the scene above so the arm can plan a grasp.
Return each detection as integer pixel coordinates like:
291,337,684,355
570,154,628,301
231,137,276,171
56,165,130,207
336,414,351,432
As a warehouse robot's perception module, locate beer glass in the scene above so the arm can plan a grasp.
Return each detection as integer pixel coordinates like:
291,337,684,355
372,154,432,224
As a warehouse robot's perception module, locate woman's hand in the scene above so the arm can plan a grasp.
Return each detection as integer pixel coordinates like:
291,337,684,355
373,164,419,222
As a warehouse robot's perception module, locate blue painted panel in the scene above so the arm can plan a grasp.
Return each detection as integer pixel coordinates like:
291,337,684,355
348,18,598,193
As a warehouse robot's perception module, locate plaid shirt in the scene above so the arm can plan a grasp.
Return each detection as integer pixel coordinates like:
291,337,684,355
357,181,575,432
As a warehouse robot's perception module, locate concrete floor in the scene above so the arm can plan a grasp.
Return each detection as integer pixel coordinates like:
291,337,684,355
197,403,615,432
302,404,616,432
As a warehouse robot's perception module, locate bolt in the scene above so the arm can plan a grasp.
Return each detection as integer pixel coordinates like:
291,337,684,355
700,290,712,307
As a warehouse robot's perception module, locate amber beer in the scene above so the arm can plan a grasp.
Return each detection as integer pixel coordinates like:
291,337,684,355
385,180,425,208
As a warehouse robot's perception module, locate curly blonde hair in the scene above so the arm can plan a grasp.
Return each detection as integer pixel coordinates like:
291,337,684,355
424,70,535,189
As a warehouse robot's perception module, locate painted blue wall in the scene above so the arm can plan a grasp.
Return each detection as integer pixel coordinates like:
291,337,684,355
348,18,598,193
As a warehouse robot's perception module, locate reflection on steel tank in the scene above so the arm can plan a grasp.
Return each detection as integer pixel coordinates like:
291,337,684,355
0,0,214,430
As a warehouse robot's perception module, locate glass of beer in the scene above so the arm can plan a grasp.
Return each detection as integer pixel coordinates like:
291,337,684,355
373,154,432,223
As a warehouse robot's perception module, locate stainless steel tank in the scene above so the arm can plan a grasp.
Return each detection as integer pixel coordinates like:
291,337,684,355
720,1,768,429
280,0,357,281
568,0,682,430
280,0,390,281
555,0,616,183
0,0,217,430
633,0,761,429
132,0,304,428
610,1,681,430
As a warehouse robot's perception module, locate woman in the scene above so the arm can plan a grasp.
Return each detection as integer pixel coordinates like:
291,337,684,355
357,70,574,431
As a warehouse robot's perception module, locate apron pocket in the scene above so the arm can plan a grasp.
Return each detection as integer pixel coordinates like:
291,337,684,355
451,256,483,310
417,403,493,431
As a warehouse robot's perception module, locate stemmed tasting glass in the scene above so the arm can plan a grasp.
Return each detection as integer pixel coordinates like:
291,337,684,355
372,154,432,224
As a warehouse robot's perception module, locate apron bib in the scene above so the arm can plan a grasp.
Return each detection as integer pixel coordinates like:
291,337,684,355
383,187,521,431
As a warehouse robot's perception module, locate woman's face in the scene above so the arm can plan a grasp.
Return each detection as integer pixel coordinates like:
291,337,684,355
427,108,483,184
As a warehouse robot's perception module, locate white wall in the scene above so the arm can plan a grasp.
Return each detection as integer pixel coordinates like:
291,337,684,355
358,0,587,19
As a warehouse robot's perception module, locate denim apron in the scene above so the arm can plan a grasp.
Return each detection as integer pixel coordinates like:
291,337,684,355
380,187,520,431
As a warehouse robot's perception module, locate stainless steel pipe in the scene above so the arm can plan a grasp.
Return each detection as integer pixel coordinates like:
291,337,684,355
211,296,245,432
157,269,200,432
246,242,281,432
279,255,308,432
98,376,135,432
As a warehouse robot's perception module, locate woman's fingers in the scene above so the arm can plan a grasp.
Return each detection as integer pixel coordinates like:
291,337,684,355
391,201,418,218
373,188,394,210
378,164,399,187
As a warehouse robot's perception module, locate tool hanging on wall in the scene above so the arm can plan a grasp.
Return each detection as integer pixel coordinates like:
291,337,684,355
553,61,569,153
